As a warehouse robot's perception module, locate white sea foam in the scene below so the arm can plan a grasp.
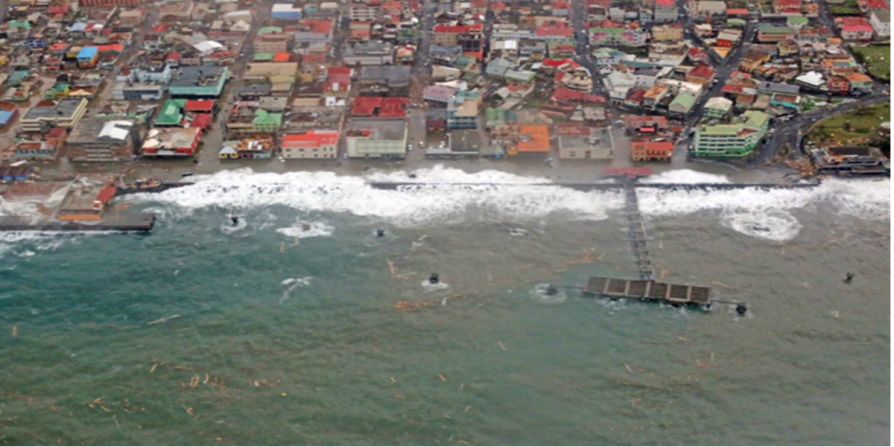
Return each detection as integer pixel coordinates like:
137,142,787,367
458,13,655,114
639,169,731,184
133,167,888,242
276,220,334,239
280,276,312,303
143,167,622,226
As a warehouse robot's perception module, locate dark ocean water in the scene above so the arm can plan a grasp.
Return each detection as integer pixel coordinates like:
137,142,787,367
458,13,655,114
0,169,889,445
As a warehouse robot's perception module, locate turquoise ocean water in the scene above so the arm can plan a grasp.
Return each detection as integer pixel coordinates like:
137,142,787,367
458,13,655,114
0,169,890,445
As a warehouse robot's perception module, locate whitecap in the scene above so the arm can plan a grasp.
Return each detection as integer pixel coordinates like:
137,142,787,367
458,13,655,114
276,220,334,239
530,283,567,304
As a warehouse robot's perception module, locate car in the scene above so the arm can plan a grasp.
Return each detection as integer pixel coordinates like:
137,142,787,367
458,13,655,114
181,171,194,177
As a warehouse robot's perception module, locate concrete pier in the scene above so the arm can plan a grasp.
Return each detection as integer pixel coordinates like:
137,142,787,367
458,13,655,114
0,213,156,233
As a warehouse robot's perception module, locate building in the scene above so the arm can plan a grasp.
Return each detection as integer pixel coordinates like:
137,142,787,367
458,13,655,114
168,67,229,98
512,125,551,156
141,127,203,157
870,10,890,38
351,97,408,118
695,0,726,17
837,17,875,40
345,119,408,158
631,141,674,162
668,92,696,116
704,96,733,118
447,94,480,130
272,3,302,21
20,99,88,132
66,118,140,162
281,131,340,159
245,62,299,95
78,0,142,6
653,0,678,22
358,66,411,89
343,41,394,66
692,111,770,158
757,24,796,43
558,127,614,159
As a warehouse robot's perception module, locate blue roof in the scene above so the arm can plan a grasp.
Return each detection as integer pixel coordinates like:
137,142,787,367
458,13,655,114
77,47,98,59
69,22,87,32
0,111,13,125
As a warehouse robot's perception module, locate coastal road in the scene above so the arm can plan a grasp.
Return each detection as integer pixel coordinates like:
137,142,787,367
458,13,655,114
753,93,891,163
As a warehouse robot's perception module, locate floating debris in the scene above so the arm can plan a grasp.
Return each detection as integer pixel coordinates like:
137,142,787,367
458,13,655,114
146,314,182,326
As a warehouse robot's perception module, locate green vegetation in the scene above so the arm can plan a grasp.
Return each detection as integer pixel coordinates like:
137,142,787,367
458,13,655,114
806,102,890,147
829,0,861,15
852,45,891,81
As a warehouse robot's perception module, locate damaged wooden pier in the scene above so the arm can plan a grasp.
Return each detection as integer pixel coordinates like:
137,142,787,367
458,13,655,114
583,276,713,309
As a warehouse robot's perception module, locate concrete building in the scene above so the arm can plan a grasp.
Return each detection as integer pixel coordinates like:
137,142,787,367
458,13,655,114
692,111,770,158
141,127,203,157
281,130,340,159
558,127,614,159
66,118,140,163
168,66,229,98
343,41,394,66
20,98,88,132
870,10,890,38
345,118,408,158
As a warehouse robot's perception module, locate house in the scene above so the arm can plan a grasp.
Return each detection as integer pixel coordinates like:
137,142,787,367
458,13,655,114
846,72,874,92
272,3,302,21
351,97,409,118
691,111,770,158
870,10,890,38
423,85,457,104
651,24,684,41
757,24,796,43
653,0,678,22
668,92,696,116
358,66,411,89
827,75,851,95
219,138,275,160
345,118,408,158
155,99,186,127
558,126,614,159
433,24,484,57
0,102,17,129
695,1,726,17
245,62,299,95
686,64,716,85
282,131,340,159
836,17,875,40
704,96,733,118
511,125,551,156
20,99,88,132
631,141,674,162
624,115,670,134
141,127,203,157
324,66,353,96
77,47,99,68
66,118,140,163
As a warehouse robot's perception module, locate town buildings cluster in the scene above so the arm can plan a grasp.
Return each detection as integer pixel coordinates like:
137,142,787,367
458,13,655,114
0,0,887,171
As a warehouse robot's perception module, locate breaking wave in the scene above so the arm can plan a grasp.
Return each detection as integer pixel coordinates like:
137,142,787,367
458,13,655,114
126,167,889,242
137,167,622,226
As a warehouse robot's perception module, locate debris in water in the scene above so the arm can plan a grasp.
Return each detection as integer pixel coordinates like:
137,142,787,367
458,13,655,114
625,364,634,374
146,314,182,326
390,376,396,384
281,392,288,397
183,406,195,416
497,341,508,352
844,272,855,284
438,374,447,382
11,325,17,337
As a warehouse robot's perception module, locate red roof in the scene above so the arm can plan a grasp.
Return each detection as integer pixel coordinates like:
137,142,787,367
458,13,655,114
433,24,484,34
96,185,117,205
351,97,409,118
185,100,215,113
837,17,874,33
166,51,181,61
631,141,674,155
655,0,675,6
688,64,715,80
273,52,291,62
189,114,213,129
726,8,749,15
551,87,605,104
536,24,573,38
302,53,326,64
98,44,125,53
299,19,334,34
282,131,340,149
542,58,580,69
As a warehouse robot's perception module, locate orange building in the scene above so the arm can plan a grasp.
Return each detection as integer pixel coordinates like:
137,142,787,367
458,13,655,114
512,125,551,155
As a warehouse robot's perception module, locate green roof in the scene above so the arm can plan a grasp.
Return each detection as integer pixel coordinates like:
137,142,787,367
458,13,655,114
787,16,809,27
701,123,743,136
257,26,283,35
743,110,769,130
253,110,283,127
670,92,696,110
759,24,794,34
155,99,185,126
253,52,275,61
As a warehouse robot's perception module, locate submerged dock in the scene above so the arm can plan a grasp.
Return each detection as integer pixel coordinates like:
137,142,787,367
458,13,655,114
0,213,156,233
583,276,712,308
